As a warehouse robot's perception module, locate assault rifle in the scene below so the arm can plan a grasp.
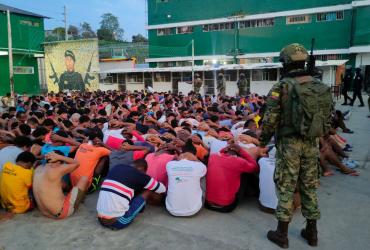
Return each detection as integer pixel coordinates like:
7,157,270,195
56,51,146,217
307,38,316,76
84,53,95,86
49,60,59,84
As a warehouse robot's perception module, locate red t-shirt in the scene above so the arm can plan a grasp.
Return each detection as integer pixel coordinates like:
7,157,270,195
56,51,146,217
206,149,259,206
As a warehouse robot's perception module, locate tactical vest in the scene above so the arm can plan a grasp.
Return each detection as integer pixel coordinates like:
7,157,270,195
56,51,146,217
277,75,333,138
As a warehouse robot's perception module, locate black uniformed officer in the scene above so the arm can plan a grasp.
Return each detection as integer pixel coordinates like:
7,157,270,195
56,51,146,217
350,68,364,107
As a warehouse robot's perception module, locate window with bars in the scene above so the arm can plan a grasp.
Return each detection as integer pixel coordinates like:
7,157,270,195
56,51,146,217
20,20,40,27
315,54,343,61
203,22,235,32
286,15,311,24
155,72,171,82
14,66,34,75
252,69,277,81
317,11,344,22
239,18,274,28
176,26,193,34
127,73,143,83
157,28,174,36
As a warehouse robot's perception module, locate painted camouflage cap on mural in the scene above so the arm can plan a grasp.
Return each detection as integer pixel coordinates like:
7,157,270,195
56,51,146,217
279,43,308,64
64,50,76,62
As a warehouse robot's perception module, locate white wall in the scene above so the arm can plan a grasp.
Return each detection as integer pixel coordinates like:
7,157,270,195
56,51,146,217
100,61,134,72
178,81,194,95
126,83,144,92
153,82,172,93
226,81,238,96
321,66,335,86
99,83,119,91
356,53,370,67
250,81,275,96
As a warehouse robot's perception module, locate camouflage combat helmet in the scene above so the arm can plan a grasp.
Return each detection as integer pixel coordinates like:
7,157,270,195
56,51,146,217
279,43,308,64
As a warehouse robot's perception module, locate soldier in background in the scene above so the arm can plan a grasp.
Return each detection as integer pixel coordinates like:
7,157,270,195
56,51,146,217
59,50,85,92
260,44,333,248
341,67,353,105
216,72,225,96
193,73,203,94
237,73,248,96
350,68,365,107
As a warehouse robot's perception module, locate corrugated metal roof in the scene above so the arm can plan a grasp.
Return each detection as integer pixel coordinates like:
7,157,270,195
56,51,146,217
0,3,48,18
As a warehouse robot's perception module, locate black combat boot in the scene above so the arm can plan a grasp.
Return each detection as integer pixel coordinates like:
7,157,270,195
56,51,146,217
267,221,289,248
301,219,318,247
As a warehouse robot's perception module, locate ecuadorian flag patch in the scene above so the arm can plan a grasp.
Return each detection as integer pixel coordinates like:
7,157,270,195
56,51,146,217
271,92,280,97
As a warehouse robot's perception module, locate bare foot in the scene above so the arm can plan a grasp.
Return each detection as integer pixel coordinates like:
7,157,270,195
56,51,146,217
323,171,334,177
0,211,14,222
341,167,360,176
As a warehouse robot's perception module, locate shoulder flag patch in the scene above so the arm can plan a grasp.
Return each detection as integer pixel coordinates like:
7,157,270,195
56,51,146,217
271,92,280,97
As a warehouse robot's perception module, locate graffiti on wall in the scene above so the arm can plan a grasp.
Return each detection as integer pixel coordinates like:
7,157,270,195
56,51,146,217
44,39,99,92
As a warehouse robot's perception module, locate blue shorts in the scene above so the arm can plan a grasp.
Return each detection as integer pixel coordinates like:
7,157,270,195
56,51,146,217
99,196,146,230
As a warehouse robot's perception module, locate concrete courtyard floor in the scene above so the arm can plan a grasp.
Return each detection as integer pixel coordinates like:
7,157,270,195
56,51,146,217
0,99,369,250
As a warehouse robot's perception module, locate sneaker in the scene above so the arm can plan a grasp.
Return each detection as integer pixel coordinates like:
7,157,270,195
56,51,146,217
358,104,365,107
343,147,353,152
343,111,351,120
343,129,354,134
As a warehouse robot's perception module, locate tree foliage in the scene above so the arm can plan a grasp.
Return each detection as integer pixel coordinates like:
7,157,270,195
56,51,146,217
80,22,96,38
68,25,79,39
132,34,148,43
97,13,124,41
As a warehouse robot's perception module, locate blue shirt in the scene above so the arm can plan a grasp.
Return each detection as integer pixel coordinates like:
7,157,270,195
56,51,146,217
41,144,71,156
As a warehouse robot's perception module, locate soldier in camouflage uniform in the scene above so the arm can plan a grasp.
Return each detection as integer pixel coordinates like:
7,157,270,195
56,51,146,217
59,50,85,92
260,44,327,248
237,73,248,96
194,73,203,94
217,72,225,96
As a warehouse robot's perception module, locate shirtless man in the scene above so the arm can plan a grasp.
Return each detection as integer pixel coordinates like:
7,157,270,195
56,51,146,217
33,152,88,219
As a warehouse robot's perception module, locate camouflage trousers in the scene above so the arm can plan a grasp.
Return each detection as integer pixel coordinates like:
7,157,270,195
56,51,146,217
275,136,321,222
217,86,225,96
239,87,246,96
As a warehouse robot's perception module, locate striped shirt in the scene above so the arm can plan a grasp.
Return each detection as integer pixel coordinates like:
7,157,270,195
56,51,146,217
97,164,166,218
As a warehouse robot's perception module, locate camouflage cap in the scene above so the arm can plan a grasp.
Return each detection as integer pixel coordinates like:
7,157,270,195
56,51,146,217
279,43,308,64
64,50,76,61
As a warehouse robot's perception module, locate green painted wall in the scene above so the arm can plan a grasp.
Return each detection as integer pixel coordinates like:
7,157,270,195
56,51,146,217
149,11,352,58
352,6,370,46
0,12,44,95
0,13,44,51
148,0,351,25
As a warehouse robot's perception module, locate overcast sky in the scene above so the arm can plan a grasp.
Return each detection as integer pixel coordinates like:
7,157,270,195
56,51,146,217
1,0,147,40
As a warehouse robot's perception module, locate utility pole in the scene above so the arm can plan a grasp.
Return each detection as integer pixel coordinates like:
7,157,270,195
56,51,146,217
7,10,14,101
63,5,68,40
191,39,195,88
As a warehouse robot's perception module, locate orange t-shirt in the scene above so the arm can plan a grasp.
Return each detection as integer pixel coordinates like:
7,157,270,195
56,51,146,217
194,144,208,161
71,144,111,186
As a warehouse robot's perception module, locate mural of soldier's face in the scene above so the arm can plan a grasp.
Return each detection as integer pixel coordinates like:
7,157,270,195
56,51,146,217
65,56,75,72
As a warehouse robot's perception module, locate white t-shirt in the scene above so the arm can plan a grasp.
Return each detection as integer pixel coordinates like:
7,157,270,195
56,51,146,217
165,159,207,216
207,137,228,154
258,157,278,209
0,146,23,172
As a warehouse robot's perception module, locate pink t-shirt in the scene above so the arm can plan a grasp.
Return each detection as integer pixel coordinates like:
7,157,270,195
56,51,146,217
145,153,175,188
